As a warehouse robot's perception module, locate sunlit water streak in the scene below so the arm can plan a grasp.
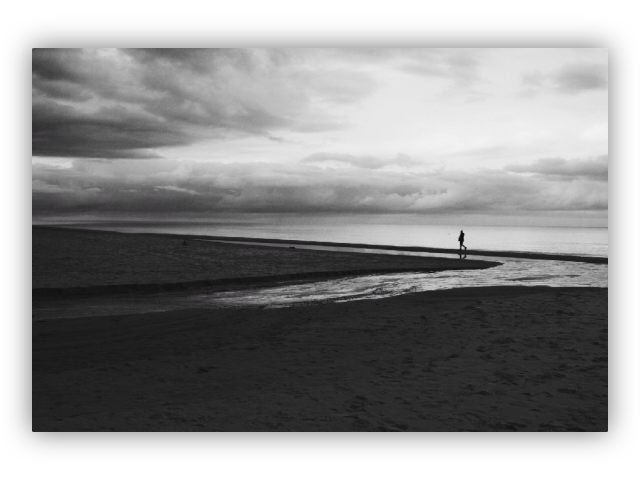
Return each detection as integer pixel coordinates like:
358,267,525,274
187,257,606,308
33,253,607,320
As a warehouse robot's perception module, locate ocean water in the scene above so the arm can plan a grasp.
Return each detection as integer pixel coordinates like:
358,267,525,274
39,218,608,258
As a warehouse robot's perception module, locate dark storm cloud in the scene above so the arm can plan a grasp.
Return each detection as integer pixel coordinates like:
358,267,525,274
31,48,502,160
126,48,221,72
32,98,193,158
552,62,608,93
32,48,95,85
33,153,608,215
504,155,608,181
32,48,375,158
518,62,607,97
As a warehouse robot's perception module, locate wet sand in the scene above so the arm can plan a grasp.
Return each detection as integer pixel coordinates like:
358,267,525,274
33,286,607,432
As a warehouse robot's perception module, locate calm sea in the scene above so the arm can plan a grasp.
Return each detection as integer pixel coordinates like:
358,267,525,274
39,217,608,258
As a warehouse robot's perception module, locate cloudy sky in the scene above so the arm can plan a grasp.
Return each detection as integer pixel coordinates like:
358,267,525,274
32,48,608,226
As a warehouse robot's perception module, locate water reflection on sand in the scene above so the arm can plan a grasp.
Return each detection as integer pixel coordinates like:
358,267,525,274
33,256,607,320
191,257,607,309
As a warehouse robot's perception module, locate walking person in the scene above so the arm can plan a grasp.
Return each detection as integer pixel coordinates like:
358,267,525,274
458,230,467,251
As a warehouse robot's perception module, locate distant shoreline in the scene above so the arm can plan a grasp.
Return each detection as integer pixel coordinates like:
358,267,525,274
35,225,608,265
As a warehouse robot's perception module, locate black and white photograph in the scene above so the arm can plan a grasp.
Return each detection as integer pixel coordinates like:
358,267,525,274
31,47,609,432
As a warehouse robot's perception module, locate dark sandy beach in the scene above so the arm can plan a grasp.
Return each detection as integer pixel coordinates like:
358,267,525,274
32,286,607,432
32,227,607,431
33,226,499,296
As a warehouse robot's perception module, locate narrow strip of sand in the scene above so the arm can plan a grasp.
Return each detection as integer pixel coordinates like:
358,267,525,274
188,235,608,264
33,285,607,432
36,226,608,264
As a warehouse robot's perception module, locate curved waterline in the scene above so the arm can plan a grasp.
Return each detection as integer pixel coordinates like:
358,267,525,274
195,257,607,309
33,256,607,320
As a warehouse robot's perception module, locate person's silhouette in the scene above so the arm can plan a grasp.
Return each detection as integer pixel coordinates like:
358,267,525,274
458,230,467,251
